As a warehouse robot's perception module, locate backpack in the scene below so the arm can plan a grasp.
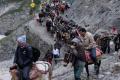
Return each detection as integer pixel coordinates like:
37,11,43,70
32,47,41,62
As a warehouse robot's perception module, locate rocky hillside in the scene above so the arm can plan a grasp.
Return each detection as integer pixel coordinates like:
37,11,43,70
65,0,120,33
0,0,30,61
0,0,120,80
0,0,51,61
0,0,30,34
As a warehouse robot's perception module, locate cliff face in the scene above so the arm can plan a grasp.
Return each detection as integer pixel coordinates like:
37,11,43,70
26,26,52,60
65,0,120,32
0,0,30,61
0,0,52,61
0,0,30,34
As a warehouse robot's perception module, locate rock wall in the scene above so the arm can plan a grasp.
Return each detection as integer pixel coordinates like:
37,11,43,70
0,25,26,61
0,0,32,61
26,29,52,60
0,0,52,61
65,0,120,33
0,0,30,34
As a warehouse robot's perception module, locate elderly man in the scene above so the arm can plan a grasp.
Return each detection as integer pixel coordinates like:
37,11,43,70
14,35,33,80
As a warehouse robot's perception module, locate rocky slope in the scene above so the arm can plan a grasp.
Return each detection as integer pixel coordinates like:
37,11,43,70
52,52,120,80
0,0,30,34
65,0,120,33
0,0,53,79
0,0,120,80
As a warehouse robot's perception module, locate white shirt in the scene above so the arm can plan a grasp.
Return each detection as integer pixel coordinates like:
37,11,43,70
53,48,60,55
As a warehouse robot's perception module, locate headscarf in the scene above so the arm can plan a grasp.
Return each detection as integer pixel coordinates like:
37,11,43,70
17,35,26,44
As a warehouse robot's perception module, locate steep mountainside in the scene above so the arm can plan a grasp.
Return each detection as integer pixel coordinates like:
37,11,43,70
0,0,120,80
65,0,120,33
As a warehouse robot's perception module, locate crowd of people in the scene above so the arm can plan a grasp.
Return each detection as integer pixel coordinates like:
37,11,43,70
94,27,120,54
11,0,120,80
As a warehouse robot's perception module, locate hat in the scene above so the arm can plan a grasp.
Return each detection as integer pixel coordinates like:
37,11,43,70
17,35,26,43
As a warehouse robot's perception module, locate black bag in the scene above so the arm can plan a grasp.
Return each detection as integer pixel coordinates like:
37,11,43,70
32,47,41,62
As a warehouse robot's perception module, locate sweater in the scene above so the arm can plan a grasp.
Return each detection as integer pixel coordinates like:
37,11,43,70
80,32,96,49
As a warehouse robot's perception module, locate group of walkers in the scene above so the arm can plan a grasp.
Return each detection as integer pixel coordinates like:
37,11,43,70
95,27,120,54
37,1,120,79
35,1,101,79
12,0,71,80
11,0,120,80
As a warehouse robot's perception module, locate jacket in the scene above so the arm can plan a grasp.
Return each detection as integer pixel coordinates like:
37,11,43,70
14,46,33,68
114,34,120,44
61,43,85,66
71,44,86,62
80,32,96,49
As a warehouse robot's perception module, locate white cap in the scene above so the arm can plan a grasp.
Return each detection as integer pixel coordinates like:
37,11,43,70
17,35,26,43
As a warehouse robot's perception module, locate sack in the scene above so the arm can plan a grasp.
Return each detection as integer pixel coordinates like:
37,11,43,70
35,61,49,74
85,48,102,62
10,65,41,80
29,65,41,79
32,47,41,62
